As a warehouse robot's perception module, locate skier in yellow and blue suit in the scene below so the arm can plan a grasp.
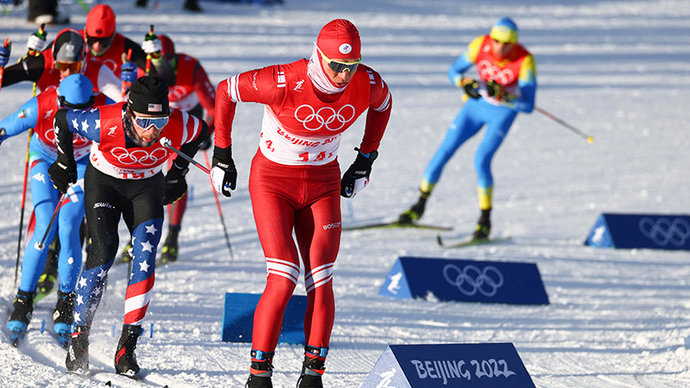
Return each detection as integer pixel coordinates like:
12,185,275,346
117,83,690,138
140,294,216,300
399,17,537,240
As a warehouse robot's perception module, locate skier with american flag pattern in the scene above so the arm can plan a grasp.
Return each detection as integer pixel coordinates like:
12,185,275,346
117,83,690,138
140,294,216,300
48,75,208,377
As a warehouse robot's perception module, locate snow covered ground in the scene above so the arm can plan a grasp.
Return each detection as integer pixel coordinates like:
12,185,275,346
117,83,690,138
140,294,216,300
1,0,690,386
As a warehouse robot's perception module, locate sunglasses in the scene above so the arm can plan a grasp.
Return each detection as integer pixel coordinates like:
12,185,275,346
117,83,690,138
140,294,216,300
317,46,361,73
55,61,82,73
86,34,114,48
492,38,514,45
132,114,169,130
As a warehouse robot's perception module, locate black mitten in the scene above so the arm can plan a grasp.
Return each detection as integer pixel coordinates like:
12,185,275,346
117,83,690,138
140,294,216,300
211,145,237,197
48,155,77,194
461,78,480,99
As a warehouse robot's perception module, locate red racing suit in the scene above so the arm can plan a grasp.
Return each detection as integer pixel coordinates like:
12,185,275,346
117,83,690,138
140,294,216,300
214,58,391,353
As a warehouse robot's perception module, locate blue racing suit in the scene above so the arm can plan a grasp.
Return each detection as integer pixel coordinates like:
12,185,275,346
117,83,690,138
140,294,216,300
0,96,88,295
422,35,537,210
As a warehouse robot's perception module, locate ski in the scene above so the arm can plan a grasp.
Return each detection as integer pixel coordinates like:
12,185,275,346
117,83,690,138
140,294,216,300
343,221,452,231
436,234,511,249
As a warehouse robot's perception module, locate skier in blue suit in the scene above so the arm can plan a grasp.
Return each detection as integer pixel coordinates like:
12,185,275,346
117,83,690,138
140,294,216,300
399,17,537,240
1,74,109,345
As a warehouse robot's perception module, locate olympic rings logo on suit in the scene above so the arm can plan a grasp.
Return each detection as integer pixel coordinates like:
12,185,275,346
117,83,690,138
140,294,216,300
110,146,168,166
294,104,356,131
477,60,515,85
443,264,504,297
639,217,690,247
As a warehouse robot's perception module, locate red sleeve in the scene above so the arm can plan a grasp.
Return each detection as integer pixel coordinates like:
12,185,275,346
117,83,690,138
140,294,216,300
213,65,286,149
213,78,237,149
358,68,392,154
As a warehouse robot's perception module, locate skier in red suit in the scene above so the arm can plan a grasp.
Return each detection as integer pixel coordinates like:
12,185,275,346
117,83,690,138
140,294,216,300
119,33,216,264
211,19,392,388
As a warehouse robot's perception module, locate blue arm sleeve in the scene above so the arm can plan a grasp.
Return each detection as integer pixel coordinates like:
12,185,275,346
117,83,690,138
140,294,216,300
512,79,537,113
63,109,102,142
0,97,39,142
447,53,474,86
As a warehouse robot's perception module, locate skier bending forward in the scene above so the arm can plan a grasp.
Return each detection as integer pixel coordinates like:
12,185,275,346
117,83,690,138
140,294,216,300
211,18,392,388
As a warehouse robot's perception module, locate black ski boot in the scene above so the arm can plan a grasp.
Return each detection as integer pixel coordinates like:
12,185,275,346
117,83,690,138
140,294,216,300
472,208,492,240
115,324,144,376
6,289,35,346
245,350,274,388
398,189,431,224
53,290,76,348
35,238,59,301
66,326,90,374
297,356,325,388
160,225,180,264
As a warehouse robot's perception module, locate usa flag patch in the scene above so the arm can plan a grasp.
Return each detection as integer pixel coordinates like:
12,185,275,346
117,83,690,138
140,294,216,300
148,103,163,112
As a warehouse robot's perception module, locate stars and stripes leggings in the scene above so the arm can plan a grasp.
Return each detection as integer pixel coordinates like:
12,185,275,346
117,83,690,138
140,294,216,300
72,164,164,327
248,151,341,355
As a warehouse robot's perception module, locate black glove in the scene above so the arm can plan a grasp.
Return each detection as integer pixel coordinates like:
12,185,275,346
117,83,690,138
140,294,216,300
163,162,189,205
341,149,378,198
461,77,480,99
211,145,237,197
487,80,512,101
48,155,77,194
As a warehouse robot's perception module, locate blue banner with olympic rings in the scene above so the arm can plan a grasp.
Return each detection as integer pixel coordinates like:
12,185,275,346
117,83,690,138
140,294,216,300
585,213,690,250
378,257,549,305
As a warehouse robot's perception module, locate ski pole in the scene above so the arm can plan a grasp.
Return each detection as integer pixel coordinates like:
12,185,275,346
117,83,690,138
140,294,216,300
14,26,46,288
13,86,38,288
202,150,234,259
159,137,210,174
34,193,68,251
145,25,154,75
535,106,594,144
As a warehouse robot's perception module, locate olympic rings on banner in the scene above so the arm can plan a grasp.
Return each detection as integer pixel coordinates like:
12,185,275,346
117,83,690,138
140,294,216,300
639,217,690,247
443,264,504,297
